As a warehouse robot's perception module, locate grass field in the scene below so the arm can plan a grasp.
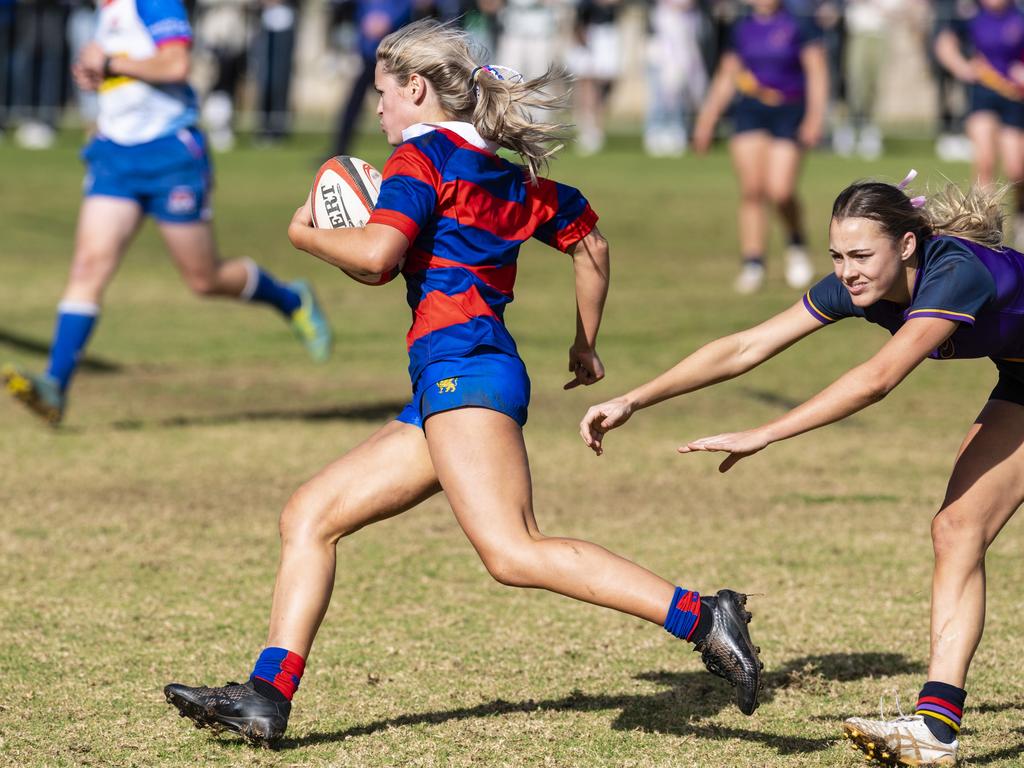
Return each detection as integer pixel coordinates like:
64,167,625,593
1,133,1023,767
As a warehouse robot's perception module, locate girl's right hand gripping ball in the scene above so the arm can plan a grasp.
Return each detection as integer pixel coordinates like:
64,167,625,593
309,156,402,285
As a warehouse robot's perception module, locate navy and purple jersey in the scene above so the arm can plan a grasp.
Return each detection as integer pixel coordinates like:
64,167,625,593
366,122,599,385
728,9,822,105
802,235,1024,363
945,4,1024,99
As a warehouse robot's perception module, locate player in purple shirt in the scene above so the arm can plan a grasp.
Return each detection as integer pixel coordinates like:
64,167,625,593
581,171,1024,766
936,0,1024,247
693,0,828,294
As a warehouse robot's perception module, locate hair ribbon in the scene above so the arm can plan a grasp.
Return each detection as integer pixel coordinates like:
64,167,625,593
897,169,926,208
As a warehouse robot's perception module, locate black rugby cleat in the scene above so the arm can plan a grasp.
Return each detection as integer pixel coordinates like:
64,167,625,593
693,589,764,715
164,680,290,748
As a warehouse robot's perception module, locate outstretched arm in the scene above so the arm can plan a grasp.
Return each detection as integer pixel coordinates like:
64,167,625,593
580,300,824,454
565,227,610,390
682,316,958,471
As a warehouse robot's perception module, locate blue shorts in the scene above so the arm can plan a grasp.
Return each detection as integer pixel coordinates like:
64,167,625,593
82,128,213,223
397,350,531,429
732,96,805,141
968,85,1024,130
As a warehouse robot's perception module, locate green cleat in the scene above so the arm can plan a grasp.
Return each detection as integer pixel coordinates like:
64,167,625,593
288,281,333,363
3,364,65,425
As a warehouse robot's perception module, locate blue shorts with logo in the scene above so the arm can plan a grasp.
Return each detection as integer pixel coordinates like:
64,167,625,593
732,96,805,141
968,84,1024,130
82,127,212,223
397,349,531,429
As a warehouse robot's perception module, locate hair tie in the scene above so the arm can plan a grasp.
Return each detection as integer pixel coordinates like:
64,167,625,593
909,195,927,208
470,64,525,97
896,169,918,190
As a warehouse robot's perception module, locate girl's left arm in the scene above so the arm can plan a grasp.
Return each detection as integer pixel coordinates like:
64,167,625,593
798,43,829,148
681,316,958,472
565,226,610,390
288,202,408,278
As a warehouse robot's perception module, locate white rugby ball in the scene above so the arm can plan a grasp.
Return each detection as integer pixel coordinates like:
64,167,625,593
309,155,402,286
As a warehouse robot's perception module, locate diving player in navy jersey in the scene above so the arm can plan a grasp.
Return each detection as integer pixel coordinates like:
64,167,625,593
581,171,1023,765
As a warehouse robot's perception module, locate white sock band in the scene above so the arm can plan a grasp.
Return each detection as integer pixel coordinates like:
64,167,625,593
239,257,259,301
57,300,100,316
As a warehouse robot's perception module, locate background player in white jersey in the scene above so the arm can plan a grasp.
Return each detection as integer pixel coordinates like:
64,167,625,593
2,0,332,426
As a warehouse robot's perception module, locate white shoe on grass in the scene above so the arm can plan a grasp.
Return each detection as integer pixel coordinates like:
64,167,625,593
843,713,958,766
784,246,814,290
733,261,766,294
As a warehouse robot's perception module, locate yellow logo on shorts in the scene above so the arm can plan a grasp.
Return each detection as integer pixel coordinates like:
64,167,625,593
436,378,458,394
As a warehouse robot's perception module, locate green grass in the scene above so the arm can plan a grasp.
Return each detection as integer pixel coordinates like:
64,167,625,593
1,134,1022,767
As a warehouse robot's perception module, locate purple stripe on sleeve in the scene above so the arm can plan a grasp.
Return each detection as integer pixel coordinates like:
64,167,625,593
802,293,832,324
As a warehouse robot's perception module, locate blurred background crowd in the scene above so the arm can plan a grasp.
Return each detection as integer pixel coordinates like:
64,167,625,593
0,0,993,161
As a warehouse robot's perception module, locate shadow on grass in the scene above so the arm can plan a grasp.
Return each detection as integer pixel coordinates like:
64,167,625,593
276,652,922,755
0,327,122,372
109,401,408,430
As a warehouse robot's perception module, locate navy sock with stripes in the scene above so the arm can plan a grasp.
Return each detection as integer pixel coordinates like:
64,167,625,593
916,681,966,744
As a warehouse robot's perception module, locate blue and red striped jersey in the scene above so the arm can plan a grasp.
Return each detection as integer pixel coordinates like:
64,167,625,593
367,122,599,383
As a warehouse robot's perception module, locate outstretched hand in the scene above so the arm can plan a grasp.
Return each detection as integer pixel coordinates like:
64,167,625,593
578,396,633,456
678,429,769,472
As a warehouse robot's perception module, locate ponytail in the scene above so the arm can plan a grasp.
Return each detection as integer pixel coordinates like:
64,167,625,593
376,19,570,182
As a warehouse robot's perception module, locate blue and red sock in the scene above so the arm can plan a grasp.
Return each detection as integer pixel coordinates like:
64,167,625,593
663,587,713,644
250,646,305,702
46,301,99,391
916,681,966,744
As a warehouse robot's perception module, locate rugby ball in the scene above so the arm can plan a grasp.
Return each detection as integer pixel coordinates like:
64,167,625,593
309,155,402,286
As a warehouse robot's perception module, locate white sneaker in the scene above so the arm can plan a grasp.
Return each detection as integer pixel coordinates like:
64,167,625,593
784,246,815,289
14,121,56,150
832,123,856,157
734,261,766,294
843,714,958,766
858,124,883,160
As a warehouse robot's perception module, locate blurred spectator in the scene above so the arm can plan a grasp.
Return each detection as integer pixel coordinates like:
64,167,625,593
66,0,98,130
253,0,297,143
935,0,1024,246
0,0,13,136
464,0,503,58
693,0,828,294
644,0,708,157
932,0,973,162
329,0,413,157
832,0,899,159
496,0,559,81
11,0,70,149
567,0,623,155
195,0,251,151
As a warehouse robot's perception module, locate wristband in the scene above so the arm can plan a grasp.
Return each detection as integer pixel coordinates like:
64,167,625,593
102,56,115,79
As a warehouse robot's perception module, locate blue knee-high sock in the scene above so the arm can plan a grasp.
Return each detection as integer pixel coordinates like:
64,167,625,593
46,301,99,391
240,259,301,317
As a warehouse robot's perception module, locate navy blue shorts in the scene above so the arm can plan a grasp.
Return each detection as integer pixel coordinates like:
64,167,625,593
82,128,212,223
991,359,1024,407
968,84,1024,130
732,96,805,141
397,350,531,429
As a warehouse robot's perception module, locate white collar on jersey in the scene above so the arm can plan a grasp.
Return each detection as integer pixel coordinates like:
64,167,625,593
401,121,499,153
